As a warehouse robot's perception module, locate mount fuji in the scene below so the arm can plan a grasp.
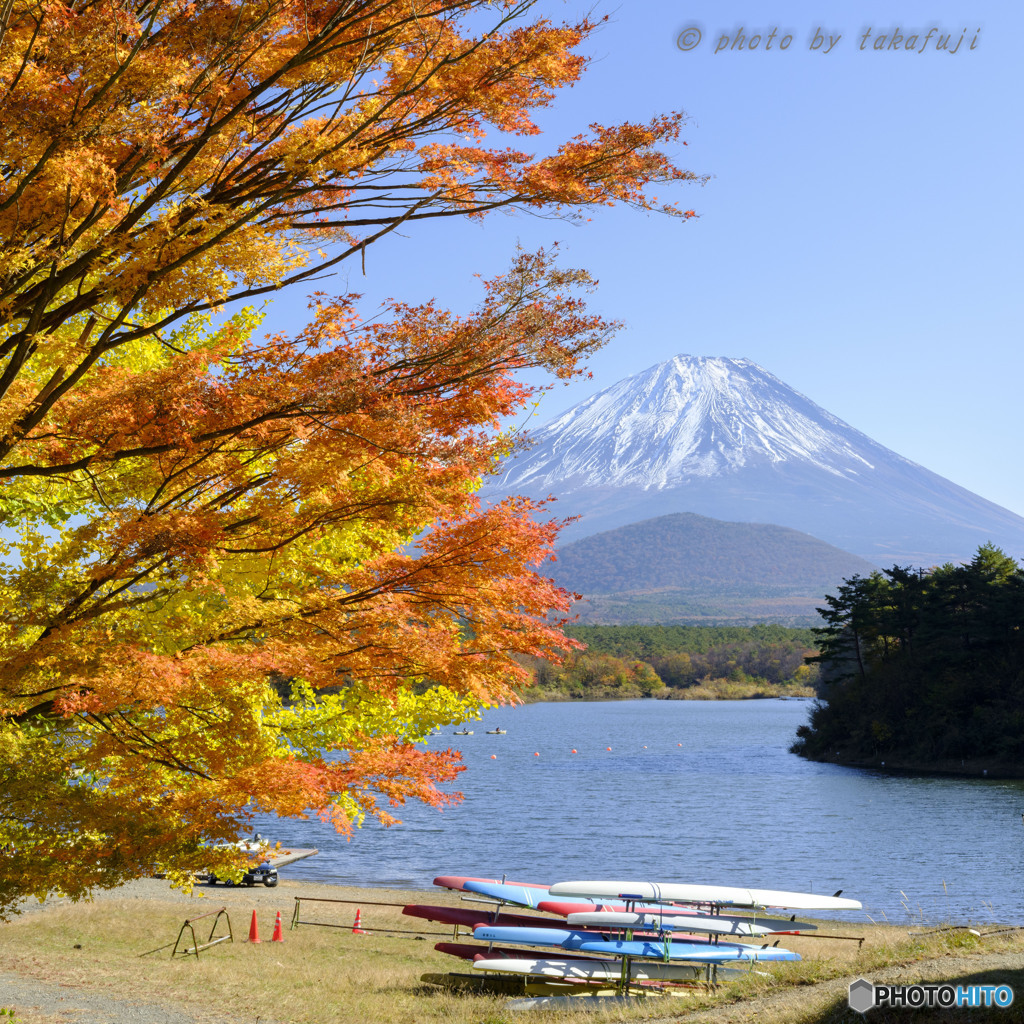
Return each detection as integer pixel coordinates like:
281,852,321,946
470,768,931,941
490,355,1024,567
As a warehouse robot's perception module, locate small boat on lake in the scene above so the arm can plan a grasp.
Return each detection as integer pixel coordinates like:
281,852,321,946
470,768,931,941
453,729,473,735
486,728,506,734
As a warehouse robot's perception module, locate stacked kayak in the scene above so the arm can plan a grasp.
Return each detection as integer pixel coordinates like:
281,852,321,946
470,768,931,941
412,874,862,999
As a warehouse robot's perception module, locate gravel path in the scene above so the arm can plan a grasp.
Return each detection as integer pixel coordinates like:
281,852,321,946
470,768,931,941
0,971,233,1024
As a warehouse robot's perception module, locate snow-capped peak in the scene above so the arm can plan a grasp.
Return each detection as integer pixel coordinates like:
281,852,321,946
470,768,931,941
498,354,891,492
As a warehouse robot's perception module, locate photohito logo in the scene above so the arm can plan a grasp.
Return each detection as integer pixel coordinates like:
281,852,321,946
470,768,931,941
849,978,1015,1013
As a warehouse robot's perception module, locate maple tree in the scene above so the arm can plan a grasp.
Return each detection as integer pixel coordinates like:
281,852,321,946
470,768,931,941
0,0,699,915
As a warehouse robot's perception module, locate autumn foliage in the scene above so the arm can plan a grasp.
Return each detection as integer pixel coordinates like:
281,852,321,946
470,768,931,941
0,0,698,914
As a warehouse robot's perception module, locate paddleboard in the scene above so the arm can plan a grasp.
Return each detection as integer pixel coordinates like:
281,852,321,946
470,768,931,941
434,942,566,962
459,878,551,908
574,937,799,962
403,904,568,931
566,911,817,937
549,880,862,912
434,875,548,894
472,925,799,962
420,972,621,997
538,899,690,917
472,957,707,982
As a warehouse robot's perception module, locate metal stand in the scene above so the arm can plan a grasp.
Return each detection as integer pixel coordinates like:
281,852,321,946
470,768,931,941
171,908,233,958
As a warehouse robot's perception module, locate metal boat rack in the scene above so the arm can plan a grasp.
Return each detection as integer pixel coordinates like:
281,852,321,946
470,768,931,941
138,907,233,959
290,895,451,937
172,907,233,958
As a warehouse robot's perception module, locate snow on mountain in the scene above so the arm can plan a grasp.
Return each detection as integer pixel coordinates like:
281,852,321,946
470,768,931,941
501,356,890,489
490,355,1024,567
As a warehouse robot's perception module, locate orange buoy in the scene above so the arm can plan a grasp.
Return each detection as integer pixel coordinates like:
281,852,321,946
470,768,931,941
490,754,496,759
534,751,540,756
571,749,577,753
606,747,612,751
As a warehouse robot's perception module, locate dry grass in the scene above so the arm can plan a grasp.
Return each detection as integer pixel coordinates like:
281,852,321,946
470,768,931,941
666,924,1024,1024
2,890,1021,1024
3,896,496,1024
666,682,815,700
2,892,662,1024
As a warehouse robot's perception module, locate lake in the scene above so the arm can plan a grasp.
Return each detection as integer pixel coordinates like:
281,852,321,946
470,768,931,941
255,699,1024,925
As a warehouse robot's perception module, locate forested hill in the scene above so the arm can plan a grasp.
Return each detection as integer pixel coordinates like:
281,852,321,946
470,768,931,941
547,514,877,626
564,624,817,656
519,624,820,701
792,544,1024,776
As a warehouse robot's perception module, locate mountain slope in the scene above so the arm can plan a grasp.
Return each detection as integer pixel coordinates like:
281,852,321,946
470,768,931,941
492,355,1024,566
548,513,877,626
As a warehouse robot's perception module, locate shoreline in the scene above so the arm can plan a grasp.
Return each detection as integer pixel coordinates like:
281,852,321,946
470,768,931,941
796,752,1024,780
17,872,1021,929
10,874,444,921
517,685,816,703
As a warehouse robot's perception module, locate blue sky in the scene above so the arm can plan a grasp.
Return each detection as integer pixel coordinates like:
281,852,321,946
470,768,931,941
262,0,1024,516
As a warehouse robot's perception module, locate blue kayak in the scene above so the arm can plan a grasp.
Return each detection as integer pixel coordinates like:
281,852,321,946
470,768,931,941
461,878,550,908
473,924,800,962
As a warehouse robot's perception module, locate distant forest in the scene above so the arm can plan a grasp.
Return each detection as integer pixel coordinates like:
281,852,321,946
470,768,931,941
518,624,819,701
792,544,1024,775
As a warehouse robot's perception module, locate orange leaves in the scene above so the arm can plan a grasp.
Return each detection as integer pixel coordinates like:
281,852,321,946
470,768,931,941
0,2,702,909
1,2,699,441
520,115,700,212
1,249,597,907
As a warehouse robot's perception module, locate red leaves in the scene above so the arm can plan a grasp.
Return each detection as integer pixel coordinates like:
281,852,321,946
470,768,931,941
0,250,595,901
0,2,702,905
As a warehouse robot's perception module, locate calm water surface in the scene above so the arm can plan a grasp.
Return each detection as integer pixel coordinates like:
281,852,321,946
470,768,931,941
256,699,1024,924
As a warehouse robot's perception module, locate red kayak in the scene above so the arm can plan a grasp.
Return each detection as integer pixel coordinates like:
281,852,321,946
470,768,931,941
537,899,698,917
434,942,608,963
403,904,569,931
434,875,550,893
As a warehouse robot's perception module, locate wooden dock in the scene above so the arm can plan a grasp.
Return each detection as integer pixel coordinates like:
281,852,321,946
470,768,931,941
152,845,319,881
268,847,318,868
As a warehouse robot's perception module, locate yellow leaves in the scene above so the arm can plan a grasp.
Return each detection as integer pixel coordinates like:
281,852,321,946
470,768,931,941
1,0,695,370
268,680,484,754
0,1,700,912
40,145,119,207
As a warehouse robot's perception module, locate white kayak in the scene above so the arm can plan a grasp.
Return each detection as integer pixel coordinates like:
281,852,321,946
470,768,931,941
565,911,816,936
472,957,746,982
549,880,862,912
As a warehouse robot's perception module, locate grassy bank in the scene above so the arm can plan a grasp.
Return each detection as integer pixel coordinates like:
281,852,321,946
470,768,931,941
517,624,820,703
520,679,816,702
2,880,1022,1024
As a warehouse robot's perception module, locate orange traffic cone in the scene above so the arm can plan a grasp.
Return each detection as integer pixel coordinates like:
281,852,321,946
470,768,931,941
247,909,261,943
272,911,284,942
351,908,367,934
